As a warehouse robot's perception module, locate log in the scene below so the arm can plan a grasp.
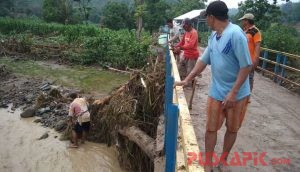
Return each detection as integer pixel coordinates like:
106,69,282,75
105,65,131,74
118,126,156,160
155,115,165,156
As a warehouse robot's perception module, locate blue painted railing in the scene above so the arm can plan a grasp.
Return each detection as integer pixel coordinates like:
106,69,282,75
259,47,300,87
164,46,179,172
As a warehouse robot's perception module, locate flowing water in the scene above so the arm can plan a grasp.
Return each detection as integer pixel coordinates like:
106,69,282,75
0,106,124,172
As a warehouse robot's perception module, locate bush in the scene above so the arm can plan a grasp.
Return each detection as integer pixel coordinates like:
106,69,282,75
0,18,152,69
262,24,300,55
262,24,300,68
198,31,211,47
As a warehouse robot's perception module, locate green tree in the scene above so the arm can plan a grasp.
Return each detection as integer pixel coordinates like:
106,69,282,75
43,0,75,24
74,0,92,24
143,0,170,33
101,2,135,30
134,0,146,40
170,0,206,17
281,2,300,24
0,0,31,18
263,24,300,54
234,0,281,30
0,0,14,17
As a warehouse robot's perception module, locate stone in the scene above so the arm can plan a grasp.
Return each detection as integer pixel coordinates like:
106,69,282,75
33,119,41,123
55,120,67,132
38,132,49,140
20,107,36,118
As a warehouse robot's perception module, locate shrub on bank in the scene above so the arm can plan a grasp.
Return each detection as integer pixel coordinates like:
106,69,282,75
0,18,151,69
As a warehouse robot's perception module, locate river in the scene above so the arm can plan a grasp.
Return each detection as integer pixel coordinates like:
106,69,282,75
0,106,124,172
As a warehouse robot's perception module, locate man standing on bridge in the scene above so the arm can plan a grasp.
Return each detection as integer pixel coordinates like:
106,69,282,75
173,18,200,83
175,1,252,172
239,13,262,92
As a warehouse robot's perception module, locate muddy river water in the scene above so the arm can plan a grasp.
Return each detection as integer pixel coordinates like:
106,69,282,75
0,107,124,172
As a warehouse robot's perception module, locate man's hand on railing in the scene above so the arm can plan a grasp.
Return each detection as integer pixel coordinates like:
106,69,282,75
174,80,188,87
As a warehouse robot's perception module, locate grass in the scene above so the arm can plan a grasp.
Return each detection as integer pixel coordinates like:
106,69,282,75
0,58,129,94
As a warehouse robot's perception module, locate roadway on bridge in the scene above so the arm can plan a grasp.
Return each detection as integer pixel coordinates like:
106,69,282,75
184,66,300,172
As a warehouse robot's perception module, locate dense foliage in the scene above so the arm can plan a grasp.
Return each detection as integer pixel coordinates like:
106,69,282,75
0,18,151,69
262,24,300,55
101,2,135,30
234,0,281,30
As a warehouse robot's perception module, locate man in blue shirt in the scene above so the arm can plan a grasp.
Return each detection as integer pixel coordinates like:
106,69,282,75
175,1,252,172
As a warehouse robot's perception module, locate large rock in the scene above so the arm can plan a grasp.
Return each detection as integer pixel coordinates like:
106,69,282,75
38,132,49,140
20,107,36,118
55,119,67,132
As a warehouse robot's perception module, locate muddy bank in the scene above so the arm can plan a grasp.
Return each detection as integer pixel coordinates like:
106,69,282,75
0,106,124,172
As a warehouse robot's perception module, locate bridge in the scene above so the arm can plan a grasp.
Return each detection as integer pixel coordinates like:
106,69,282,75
162,46,300,171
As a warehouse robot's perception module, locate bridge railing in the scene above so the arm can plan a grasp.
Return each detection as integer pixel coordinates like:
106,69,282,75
164,44,204,172
258,47,300,87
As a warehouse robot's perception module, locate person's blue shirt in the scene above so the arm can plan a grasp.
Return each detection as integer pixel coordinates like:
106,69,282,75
200,22,252,101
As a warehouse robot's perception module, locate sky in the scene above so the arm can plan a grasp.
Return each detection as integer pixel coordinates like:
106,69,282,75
206,0,300,8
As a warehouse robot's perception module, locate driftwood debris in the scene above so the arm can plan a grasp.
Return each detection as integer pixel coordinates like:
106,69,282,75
87,61,166,172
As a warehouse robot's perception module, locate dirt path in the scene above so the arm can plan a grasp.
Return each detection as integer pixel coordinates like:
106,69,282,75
185,67,300,171
0,105,124,172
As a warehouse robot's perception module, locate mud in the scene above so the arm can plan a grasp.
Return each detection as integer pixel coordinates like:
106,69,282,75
0,106,124,172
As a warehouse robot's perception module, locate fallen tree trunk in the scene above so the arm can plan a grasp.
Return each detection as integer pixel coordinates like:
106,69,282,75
118,126,156,160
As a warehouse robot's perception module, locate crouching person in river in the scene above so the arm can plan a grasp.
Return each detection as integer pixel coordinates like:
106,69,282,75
68,93,91,148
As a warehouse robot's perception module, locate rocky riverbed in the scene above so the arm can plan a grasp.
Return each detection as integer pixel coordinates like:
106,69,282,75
0,64,93,133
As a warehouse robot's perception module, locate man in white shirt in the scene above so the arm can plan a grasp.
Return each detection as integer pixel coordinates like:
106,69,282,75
68,93,91,148
167,19,181,45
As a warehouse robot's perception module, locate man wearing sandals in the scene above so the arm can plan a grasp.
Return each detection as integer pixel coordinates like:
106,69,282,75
175,1,252,172
68,93,91,148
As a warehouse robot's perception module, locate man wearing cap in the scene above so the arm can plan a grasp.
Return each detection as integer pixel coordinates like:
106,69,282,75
239,13,262,92
173,18,200,82
175,1,252,172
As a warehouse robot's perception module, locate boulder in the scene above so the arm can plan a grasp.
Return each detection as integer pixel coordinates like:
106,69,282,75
55,119,67,132
38,132,49,140
20,107,36,118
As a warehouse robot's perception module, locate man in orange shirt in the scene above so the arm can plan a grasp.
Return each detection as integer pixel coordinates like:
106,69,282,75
239,13,262,91
174,18,200,81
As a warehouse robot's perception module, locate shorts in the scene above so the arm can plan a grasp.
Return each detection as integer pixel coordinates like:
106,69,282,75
206,96,249,132
178,57,197,80
73,122,90,134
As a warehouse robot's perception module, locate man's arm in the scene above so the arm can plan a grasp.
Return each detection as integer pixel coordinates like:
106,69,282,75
169,34,180,43
175,34,185,48
68,103,75,124
223,66,252,108
253,31,262,69
175,60,207,86
184,60,207,82
253,42,261,69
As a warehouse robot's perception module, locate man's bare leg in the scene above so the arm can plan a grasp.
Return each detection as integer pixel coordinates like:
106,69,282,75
218,130,237,172
70,130,78,148
81,131,87,144
205,130,218,172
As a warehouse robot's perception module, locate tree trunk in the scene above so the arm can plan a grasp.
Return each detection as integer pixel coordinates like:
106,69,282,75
136,17,142,40
118,126,156,160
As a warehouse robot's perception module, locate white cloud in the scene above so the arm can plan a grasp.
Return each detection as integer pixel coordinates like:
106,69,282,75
206,0,299,9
